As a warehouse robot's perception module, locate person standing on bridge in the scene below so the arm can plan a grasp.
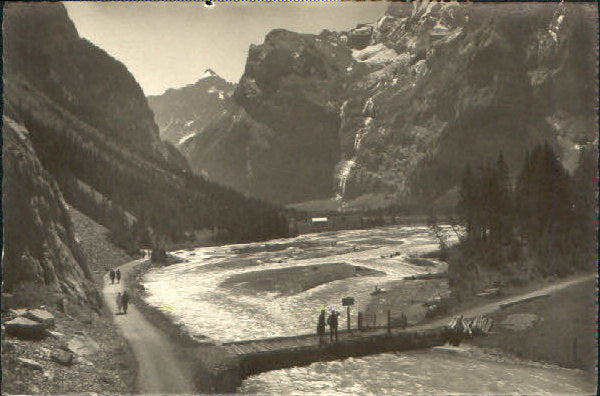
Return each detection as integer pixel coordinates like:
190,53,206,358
109,269,116,284
332,311,339,341
328,310,340,341
116,268,121,284
317,310,326,344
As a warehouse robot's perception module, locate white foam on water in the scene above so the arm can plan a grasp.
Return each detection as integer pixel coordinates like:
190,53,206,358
240,349,596,395
142,226,455,342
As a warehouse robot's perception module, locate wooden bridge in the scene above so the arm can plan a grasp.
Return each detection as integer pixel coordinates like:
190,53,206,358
222,325,448,378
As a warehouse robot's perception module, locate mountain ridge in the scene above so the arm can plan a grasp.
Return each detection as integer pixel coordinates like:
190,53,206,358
152,1,597,208
2,2,289,302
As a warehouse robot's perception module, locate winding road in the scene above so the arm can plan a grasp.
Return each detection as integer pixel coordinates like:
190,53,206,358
102,258,196,394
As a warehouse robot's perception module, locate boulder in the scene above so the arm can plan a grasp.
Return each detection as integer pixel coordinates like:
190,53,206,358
51,350,74,366
39,346,52,358
67,335,100,356
24,309,55,329
4,317,48,340
2,339,18,352
9,308,28,317
44,370,55,381
75,356,95,367
47,330,66,339
17,357,44,371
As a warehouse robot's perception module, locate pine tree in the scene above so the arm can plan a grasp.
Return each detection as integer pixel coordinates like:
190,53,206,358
457,164,476,238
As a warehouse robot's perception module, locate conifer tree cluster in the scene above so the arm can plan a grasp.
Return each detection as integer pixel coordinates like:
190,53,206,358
9,86,290,252
456,143,596,276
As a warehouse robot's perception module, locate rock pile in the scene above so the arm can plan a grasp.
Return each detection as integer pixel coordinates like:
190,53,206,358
5,309,55,340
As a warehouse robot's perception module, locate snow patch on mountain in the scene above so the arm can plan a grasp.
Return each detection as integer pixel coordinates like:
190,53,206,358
200,69,218,79
352,43,400,64
178,132,197,145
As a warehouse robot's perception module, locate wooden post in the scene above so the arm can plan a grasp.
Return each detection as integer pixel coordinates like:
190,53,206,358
347,306,351,331
358,312,363,330
387,310,391,335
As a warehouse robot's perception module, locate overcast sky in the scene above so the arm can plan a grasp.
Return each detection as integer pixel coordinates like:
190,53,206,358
64,1,388,96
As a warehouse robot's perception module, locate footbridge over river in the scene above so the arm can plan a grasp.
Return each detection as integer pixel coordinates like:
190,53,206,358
223,325,448,378
220,273,594,379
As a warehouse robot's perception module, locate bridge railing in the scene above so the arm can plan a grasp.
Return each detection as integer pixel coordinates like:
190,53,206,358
357,310,408,332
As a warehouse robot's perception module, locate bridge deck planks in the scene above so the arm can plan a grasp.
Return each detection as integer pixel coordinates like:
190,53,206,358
223,326,434,358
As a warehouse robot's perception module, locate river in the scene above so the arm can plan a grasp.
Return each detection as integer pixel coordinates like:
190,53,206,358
141,226,595,394
240,348,595,395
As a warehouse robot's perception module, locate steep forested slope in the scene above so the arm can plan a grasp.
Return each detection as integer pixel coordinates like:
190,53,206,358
3,117,100,306
2,3,289,296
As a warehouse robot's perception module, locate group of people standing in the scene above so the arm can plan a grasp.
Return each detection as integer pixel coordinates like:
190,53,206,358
317,310,340,344
109,268,121,284
108,268,129,314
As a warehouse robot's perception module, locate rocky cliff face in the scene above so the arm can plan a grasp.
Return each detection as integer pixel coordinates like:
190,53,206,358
2,117,100,307
339,1,597,204
3,3,181,164
177,1,597,207
147,70,236,146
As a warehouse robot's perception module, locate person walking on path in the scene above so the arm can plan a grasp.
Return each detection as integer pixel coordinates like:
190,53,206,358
116,292,123,314
317,310,326,344
121,291,130,314
109,269,116,284
116,268,121,284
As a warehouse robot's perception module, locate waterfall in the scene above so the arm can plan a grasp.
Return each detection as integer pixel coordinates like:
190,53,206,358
340,99,350,119
363,97,374,116
354,117,373,151
335,97,375,201
336,159,356,200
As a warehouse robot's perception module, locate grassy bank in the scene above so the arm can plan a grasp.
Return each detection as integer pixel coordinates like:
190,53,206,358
467,277,597,373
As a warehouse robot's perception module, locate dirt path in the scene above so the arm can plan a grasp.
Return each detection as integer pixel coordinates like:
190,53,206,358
414,273,595,330
224,273,596,353
102,259,195,394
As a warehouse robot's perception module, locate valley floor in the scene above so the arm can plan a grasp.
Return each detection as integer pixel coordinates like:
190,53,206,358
128,246,596,393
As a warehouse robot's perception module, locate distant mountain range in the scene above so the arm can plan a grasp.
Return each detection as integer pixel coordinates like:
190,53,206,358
148,1,597,208
147,70,235,146
2,3,288,303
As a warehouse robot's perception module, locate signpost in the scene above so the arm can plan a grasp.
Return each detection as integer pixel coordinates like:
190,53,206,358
342,297,354,331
